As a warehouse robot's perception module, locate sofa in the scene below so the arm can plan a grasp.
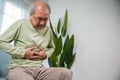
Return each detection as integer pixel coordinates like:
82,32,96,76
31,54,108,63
0,50,11,80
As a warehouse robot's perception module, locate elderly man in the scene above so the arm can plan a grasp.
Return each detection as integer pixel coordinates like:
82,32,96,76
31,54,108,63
0,1,72,80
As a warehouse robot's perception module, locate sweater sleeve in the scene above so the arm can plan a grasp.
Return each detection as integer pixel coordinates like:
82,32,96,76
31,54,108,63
0,21,26,58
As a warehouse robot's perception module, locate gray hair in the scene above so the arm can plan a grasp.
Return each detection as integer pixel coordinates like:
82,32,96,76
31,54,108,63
30,1,51,15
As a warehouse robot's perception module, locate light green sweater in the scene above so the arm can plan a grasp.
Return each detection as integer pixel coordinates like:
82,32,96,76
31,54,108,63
0,19,55,67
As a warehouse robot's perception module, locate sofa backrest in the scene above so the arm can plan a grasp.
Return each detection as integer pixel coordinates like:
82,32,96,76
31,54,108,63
0,50,11,77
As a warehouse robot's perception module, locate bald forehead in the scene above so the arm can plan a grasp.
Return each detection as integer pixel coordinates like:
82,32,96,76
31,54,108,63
34,1,48,6
33,1,50,13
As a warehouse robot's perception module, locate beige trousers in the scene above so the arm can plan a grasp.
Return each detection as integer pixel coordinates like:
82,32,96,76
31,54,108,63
7,66,72,80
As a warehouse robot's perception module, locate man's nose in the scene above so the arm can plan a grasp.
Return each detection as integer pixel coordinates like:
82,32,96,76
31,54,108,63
39,20,46,24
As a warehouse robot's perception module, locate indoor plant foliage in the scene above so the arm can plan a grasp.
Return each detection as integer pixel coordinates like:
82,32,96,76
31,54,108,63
48,9,76,69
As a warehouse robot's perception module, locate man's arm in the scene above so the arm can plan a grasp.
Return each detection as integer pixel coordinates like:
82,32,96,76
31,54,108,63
0,21,25,58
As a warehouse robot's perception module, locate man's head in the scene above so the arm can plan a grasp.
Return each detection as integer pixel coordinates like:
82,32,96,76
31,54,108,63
30,1,51,30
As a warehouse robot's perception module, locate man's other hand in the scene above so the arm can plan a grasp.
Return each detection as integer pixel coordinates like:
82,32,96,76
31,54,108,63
24,47,47,61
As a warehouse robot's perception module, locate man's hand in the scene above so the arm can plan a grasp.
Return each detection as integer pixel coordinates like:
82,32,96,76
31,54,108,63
30,47,47,60
24,47,47,61
24,47,38,60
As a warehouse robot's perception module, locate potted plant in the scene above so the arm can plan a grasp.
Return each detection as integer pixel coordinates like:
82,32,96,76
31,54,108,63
48,9,76,69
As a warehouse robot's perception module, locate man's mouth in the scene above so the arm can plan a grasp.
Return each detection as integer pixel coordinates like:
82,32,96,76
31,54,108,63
36,25,45,30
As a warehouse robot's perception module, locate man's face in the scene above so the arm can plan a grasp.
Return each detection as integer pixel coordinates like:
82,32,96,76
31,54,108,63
30,7,50,30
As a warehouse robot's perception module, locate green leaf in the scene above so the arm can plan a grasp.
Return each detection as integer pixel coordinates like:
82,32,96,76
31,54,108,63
59,35,74,67
48,55,59,67
49,18,58,46
49,36,63,67
50,57,58,67
67,53,76,69
57,18,61,34
65,35,74,64
65,47,73,65
50,36,62,57
48,57,53,67
49,18,57,38
53,34,58,46
63,35,69,50
61,9,68,37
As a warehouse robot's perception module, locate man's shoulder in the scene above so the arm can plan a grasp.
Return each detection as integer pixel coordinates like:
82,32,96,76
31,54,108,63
15,19,28,24
10,19,29,29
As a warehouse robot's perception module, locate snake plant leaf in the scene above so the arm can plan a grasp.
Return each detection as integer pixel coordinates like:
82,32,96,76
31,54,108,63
52,35,57,46
65,35,74,64
59,35,74,66
49,18,58,46
57,18,61,34
64,35,74,68
48,57,58,67
65,46,73,65
61,9,68,37
49,36,62,67
50,36,62,57
49,18,57,38
67,53,76,69
59,46,67,66
48,57,53,67
63,35,69,50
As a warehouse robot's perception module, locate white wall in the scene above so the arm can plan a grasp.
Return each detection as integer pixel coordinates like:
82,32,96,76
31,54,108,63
48,0,120,80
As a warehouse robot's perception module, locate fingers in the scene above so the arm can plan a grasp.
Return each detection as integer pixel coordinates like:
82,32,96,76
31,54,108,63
30,47,38,51
25,47,46,61
33,52,39,56
30,56,39,60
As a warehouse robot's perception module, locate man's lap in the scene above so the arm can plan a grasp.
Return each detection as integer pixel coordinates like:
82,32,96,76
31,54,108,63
7,66,71,80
